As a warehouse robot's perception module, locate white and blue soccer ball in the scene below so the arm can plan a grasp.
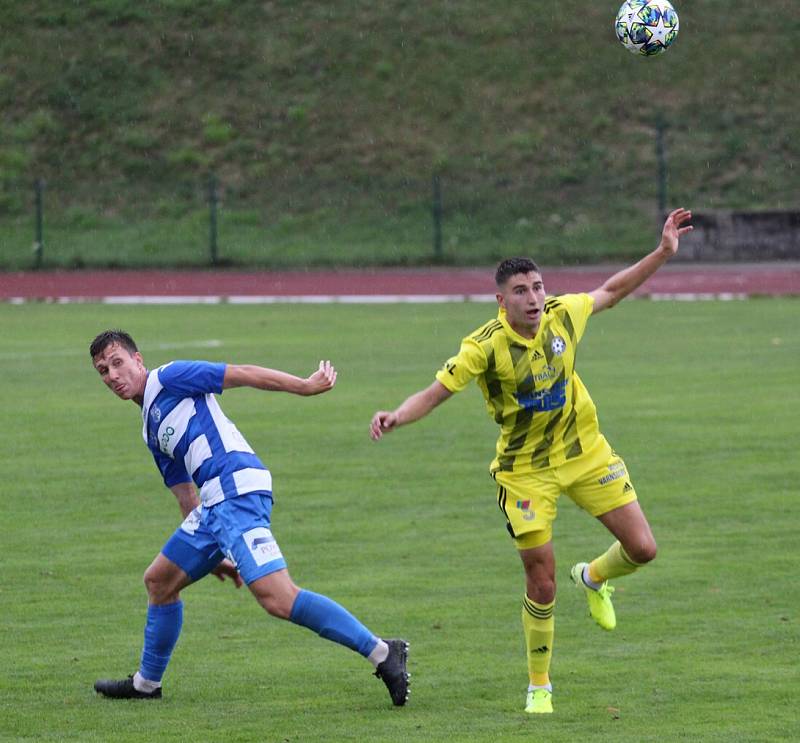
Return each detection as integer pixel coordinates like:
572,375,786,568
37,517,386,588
615,0,680,57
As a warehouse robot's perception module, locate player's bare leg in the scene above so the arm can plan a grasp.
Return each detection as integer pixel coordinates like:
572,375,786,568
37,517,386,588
143,552,194,605
597,501,657,566
251,568,409,706
248,567,300,617
95,554,192,699
519,543,556,713
571,502,657,630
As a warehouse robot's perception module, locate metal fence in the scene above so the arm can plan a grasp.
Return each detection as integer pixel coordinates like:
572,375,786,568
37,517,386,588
8,116,798,268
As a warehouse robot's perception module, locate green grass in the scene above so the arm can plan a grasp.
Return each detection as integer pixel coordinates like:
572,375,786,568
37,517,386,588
1,299,798,741
1,1,798,268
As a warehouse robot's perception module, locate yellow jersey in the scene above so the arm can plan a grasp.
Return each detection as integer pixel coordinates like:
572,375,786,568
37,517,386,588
435,293,601,473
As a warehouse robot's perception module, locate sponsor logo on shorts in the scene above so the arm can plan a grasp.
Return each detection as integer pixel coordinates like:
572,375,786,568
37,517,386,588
598,461,627,485
623,482,634,493
243,527,283,566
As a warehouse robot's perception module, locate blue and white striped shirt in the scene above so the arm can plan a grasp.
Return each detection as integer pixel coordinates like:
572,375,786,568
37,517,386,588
141,360,272,507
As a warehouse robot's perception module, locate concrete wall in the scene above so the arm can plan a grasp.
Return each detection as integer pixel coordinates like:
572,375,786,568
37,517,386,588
671,210,800,261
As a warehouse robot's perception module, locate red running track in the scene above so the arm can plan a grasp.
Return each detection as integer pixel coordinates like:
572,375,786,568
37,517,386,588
1,264,798,300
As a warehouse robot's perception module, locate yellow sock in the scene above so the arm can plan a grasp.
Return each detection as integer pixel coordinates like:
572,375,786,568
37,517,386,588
589,541,642,583
522,595,555,686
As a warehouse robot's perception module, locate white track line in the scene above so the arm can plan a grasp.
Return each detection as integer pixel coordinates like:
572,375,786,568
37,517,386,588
0,339,223,362
3,292,753,305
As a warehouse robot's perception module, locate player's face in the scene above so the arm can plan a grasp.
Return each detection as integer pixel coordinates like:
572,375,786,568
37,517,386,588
92,343,147,402
497,271,546,338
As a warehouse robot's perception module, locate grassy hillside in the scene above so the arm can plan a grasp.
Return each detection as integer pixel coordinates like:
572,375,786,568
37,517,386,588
1,1,798,267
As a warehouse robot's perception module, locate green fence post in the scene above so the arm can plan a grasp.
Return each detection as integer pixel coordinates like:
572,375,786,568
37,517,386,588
208,173,219,265
655,112,668,213
33,178,45,268
432,172,443,261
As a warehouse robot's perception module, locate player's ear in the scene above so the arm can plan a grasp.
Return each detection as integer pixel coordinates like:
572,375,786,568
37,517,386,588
496,292,505,309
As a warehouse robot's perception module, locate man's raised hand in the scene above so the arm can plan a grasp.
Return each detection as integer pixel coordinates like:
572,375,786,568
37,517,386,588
659,208,693,257
303,360,337,395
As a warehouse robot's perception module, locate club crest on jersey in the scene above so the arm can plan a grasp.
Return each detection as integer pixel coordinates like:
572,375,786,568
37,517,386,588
551,336,566,356
151,406,162,422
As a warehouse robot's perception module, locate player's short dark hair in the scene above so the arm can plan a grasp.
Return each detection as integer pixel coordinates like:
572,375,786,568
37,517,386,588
89,329,139,359
495,257,541,287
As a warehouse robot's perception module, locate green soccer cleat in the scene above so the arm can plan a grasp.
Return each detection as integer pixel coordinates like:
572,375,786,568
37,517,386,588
525,687,553,714
570,562,616,631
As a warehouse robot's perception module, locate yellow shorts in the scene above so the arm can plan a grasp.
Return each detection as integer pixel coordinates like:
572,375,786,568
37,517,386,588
492,435,638,550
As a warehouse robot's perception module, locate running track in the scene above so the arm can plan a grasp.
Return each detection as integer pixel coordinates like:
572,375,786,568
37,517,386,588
1,264,798,302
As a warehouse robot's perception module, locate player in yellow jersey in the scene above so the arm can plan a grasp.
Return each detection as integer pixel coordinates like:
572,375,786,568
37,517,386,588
370,208,693,715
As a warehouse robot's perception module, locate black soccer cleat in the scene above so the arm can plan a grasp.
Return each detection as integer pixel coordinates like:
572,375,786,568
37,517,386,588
374,638,410,706
94,674,162,700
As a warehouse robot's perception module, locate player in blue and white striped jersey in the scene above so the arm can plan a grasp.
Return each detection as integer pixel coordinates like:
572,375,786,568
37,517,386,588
89,330,409,706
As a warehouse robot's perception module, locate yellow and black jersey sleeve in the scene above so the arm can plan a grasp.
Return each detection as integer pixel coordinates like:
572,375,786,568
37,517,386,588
435,337,489,393
544,293,594,345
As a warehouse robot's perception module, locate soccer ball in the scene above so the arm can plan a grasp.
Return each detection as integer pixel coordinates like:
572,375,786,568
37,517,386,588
615,0,679,57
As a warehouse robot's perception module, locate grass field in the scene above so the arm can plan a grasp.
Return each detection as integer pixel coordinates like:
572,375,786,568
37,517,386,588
1,299,797,742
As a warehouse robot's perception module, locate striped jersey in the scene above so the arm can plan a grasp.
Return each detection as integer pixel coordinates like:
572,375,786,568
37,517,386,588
435,293,601,473
141,360,272,506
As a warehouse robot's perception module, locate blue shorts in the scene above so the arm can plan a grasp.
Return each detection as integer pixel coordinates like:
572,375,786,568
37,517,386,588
162,492,288,585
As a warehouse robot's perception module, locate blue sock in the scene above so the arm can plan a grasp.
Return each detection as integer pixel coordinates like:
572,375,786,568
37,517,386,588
140,600,183,682
289,589,378,657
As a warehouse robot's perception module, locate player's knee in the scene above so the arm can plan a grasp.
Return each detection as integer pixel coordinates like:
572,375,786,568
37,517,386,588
257,584,300,619
259,593,294,619
143,568,162,599
143,565,175,603
526,576,556,604
627,537,657,565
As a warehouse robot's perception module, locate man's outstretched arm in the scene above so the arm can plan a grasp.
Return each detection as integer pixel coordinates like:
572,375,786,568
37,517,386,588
370,380,453,440
223,360,336,396
589,207,693,314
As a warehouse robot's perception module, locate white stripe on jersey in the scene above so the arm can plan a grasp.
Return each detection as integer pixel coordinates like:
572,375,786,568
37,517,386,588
183,434,211,475
157,398,196,457
200,476,225,507
205,395,255,454
141,372,165,444
199,469,273,507
233,467,273,495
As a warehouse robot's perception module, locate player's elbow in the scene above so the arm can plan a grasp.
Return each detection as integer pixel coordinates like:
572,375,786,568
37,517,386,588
602,286,624,309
